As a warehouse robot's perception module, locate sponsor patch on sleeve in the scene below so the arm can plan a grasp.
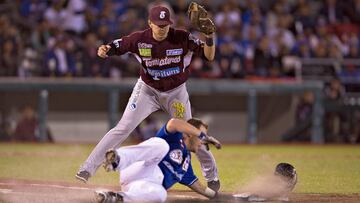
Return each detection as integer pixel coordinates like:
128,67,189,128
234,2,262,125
166,48,183,56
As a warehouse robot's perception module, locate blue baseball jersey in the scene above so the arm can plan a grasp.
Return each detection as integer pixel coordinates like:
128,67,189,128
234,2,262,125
156,123,198,189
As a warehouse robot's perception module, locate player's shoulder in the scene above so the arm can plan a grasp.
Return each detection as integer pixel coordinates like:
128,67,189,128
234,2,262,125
156,122,171,138
126,28,151,41
170,28,202,46
172,27,189,35
170,28,190,38
167,28,191,43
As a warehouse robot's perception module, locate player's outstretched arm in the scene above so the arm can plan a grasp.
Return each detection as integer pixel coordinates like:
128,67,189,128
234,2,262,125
188,179,217,199
166,118,201,137
187,2,216,61
166,118,222,150
203,32,215,61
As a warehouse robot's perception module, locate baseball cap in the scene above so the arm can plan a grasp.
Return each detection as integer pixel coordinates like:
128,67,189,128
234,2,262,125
149,6,173,26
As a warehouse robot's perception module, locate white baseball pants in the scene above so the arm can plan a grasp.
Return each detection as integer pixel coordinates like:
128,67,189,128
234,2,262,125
115,137,169,202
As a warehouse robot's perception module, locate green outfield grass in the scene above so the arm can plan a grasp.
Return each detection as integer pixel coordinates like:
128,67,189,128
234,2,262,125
0,143,359,194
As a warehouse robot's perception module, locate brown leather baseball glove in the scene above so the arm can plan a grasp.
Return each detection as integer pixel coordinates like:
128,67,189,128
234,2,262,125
187,2,216,35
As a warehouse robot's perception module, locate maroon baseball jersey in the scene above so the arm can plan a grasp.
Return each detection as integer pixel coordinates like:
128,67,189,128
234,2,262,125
108,28,207,92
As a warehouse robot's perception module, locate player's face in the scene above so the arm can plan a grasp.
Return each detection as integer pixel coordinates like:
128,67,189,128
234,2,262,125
184,135,201,153
149,20,170,41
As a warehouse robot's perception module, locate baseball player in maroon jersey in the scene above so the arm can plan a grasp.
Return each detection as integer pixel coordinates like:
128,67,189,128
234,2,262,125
76,4,220,191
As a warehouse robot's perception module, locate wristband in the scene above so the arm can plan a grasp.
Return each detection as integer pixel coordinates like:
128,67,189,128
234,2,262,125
198,132,206,140
204,187,216,198
106,43,116,56
205,37,214,46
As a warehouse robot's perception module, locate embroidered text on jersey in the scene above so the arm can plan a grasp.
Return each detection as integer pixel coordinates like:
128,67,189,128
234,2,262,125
145,56,181,67
138,43,153,48
147,67,180,80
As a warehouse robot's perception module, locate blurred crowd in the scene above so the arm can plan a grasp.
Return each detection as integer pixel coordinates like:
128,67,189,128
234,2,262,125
0,105,53,142
0,0,359,79
282,78,360,143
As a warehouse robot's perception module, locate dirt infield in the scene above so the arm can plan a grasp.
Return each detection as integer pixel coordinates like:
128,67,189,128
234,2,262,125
0,179,359,203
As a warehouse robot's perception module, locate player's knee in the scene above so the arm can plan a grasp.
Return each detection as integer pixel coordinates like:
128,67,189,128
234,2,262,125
158,140,170,157
148,184,167,202
153,138,170,157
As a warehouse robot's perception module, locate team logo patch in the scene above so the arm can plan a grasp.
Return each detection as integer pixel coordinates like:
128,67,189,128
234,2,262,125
169,149,183,165
160,11,166,19
166,49,183,56
128,83,142,111
129,103,137,111
139,48,152,57
172,101,185,119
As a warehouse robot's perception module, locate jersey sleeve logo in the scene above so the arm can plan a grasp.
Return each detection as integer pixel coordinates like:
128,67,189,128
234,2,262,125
169,149,183,165
113,39,122,48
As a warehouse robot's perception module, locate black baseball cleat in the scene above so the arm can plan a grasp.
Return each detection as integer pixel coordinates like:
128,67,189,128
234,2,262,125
103,149,120,172
75,170,90,183
95,190,123,203
207,179,220,192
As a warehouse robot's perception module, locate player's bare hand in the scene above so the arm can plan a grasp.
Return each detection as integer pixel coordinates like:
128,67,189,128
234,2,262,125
97,45,111,58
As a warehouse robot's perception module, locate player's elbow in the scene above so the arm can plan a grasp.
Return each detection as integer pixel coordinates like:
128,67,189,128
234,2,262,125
167,118,182,133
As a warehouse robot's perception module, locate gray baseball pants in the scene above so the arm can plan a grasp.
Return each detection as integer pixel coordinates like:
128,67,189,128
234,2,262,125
79,78,218,181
